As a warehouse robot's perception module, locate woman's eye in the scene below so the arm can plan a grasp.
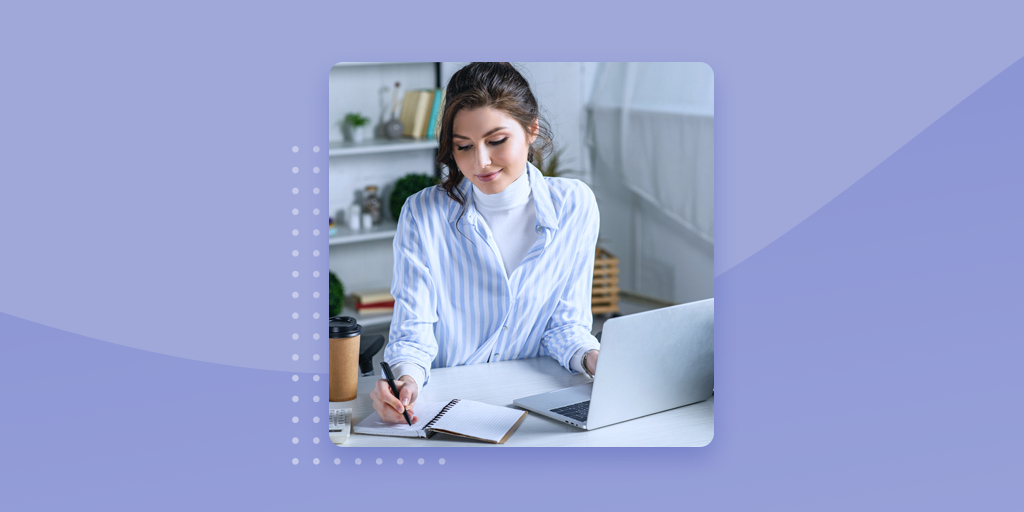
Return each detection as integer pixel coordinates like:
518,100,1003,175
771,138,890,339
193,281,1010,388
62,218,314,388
455,137,506,151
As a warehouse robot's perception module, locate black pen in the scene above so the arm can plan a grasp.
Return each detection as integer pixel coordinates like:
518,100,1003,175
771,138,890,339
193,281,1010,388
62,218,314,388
380,361,413,426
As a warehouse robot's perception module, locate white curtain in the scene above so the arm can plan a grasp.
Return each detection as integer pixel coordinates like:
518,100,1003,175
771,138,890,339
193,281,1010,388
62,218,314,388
587,62,714,244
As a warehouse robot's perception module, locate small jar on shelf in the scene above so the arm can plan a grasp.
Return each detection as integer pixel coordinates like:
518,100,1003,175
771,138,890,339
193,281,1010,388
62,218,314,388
362,186,382,225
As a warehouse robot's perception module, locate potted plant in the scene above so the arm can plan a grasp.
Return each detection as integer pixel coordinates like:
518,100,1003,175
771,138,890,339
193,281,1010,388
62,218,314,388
342,112,371,143
534,147,579,178
329,271,345,317
389,173,439,222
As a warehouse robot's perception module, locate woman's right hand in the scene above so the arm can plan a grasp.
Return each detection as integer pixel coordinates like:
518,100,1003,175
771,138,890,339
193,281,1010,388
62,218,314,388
369,375,419,423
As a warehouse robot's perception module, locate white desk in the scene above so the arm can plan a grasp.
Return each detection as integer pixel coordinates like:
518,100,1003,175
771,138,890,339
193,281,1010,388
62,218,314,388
330,357,713,447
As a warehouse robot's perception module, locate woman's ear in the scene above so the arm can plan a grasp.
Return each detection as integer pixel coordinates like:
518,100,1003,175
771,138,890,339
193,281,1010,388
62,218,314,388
528,119,539,145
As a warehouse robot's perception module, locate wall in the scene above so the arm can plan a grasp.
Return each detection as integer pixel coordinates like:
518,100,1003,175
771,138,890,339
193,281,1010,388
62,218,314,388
585,63,715,304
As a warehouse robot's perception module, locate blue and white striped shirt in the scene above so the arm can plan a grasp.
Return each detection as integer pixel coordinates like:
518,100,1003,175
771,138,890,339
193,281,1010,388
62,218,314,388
385,162,601,387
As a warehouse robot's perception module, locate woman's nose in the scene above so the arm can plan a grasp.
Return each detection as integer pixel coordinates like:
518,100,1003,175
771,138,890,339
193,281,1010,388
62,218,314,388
476,145,491,170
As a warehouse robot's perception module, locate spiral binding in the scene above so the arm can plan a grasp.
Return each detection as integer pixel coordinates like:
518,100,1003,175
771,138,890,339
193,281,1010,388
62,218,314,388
424,399,461,430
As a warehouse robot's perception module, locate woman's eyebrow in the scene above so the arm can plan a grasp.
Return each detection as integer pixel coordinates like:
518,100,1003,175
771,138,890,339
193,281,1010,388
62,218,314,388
452,126,508,140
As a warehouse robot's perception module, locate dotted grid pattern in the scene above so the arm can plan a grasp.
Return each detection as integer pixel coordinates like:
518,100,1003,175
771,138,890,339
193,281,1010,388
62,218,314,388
288,145,447,468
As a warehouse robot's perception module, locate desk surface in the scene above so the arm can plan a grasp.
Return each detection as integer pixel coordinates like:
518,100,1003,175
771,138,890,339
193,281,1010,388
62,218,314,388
330,357,713,447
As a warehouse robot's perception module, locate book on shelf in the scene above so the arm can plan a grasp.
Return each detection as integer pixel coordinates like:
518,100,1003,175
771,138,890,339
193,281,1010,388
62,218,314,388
355,307,394,315
398,89,443,140
401,91,425,138
412,90,434,139
351,290,394,304
358,299,395,309
399,91,419,137
425,89,443,139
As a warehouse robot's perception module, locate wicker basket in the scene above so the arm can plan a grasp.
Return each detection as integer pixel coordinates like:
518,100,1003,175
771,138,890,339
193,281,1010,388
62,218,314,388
592,248,620,315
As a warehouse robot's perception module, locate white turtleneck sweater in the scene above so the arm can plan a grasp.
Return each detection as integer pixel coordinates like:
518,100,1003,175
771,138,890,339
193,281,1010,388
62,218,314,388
472,168,538,278
392,168,592,392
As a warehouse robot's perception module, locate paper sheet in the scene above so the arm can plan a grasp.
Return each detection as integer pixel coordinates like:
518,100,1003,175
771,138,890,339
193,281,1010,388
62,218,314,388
428,400,525,442
352,401,448,437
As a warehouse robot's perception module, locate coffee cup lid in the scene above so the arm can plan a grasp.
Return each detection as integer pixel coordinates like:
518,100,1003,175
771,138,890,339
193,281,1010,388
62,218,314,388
329,316,363,338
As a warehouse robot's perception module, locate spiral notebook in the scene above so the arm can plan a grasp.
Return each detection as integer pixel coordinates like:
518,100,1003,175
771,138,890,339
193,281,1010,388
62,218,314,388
353,399,528,444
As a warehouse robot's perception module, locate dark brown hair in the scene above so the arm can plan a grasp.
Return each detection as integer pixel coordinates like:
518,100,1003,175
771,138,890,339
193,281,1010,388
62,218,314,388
436,62,553,219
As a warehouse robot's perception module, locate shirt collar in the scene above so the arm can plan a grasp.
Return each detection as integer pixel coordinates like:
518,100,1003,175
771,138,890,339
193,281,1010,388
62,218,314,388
448,162,560,230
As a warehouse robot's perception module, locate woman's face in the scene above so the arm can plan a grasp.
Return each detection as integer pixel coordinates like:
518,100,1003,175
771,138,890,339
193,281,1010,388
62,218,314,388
451,107,537,195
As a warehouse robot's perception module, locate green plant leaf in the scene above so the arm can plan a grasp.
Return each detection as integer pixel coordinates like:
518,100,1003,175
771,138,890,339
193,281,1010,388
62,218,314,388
389,173,438,222
329,271,344,317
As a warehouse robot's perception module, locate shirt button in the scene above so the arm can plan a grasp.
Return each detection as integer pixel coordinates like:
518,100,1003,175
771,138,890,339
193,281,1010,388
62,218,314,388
502,326,508,331
493,353,500,360
535,225,543,234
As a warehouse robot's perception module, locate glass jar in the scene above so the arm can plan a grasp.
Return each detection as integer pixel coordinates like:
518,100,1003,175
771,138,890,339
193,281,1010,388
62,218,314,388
362,186,382,225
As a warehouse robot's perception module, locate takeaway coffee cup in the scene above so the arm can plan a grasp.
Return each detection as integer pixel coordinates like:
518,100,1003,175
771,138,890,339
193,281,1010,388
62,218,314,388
329,316,363,402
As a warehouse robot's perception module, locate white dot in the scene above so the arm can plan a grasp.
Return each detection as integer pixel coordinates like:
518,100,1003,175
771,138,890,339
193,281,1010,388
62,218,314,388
397,458,404,465
313,271,320,278
313,375,320,381
313,396,320,402
292,250,299,257
292,271,299,277
376,458,382,465
313,313,320,319
292,416,299,423
291,167,299,174
292,354,299,361
292,312,299,319
313,333,320,340
313,229,320,236
292,229,299,236
313,250,320,257
292,375,299,382
313,208,320,215
439,458,445,465
313,458,320,465
313,167,320,174
334,458,340,465
313,416,320,423
313,291,320,298
292,146,299,153
418,458,424,465
313,437,320,444
292,437,298,444
292,333,298,340
292,188,299,194
313,188,320,194
355,458,362,465
292,292,299,299
292,396,298,402
292,458,299,465
313,146,320,153
292,208,299,215
313,354,320,361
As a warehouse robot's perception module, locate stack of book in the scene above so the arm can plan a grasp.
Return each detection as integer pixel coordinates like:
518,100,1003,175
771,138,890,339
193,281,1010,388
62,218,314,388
351,290,395,315
399,88,445,140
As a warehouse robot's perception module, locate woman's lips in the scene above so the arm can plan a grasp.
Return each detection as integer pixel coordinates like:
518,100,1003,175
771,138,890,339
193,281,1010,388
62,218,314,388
476,168,503,182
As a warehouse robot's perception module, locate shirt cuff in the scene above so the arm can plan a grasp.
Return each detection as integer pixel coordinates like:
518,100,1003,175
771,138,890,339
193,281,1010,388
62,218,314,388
570,346,590,374
391,362,426,391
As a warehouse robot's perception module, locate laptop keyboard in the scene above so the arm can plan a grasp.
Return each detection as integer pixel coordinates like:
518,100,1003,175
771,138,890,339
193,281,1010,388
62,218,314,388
551,400,590,422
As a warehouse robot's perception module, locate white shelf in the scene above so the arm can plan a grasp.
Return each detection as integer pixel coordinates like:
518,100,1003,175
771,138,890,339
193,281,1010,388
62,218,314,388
329,220,398,246
328,138,438,157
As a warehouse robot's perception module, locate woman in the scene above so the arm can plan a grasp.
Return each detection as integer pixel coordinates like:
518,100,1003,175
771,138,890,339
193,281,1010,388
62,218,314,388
370,62,601,423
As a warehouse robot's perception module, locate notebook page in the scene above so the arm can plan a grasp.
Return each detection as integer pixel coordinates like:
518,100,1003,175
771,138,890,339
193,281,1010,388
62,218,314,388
428,401,526,442
352,401,448,437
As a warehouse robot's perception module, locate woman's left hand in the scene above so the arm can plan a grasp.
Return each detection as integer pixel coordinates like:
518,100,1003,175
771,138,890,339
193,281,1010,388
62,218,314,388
585,350,600,376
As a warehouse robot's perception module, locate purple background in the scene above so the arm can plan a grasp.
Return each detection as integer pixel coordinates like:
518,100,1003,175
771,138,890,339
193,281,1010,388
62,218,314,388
2,1,1023,509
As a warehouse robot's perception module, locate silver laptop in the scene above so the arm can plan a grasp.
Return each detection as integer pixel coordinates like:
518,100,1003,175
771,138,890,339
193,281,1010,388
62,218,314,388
513,298,713,430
